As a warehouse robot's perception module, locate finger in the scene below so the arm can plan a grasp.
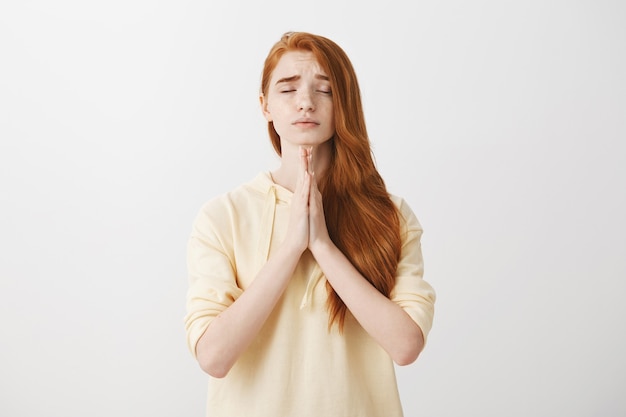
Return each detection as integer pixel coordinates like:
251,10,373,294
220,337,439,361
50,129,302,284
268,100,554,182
299,146,309,176
308,173,325,243
310,170,318,189
307,146,313,175
311,170,323,200
309,172,321,211
301,170,312,207
295,147,307,192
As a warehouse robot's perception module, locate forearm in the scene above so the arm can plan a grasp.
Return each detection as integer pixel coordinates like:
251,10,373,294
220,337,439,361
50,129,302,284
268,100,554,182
196,243,302,377
311,241,424,365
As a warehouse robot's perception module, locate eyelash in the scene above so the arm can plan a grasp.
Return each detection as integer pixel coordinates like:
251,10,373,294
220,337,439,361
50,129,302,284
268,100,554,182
280,89,332,95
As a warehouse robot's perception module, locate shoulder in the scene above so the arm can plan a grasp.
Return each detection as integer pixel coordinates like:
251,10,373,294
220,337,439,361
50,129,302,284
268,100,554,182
192,172,271,233
198,172,271,215
389,194,423,234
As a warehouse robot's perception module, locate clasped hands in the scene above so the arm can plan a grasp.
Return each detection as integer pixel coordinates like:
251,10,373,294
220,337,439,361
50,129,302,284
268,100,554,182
286,146,332,256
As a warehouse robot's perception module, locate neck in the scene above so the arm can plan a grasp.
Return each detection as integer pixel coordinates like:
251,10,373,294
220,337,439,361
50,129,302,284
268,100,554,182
271,141,332,192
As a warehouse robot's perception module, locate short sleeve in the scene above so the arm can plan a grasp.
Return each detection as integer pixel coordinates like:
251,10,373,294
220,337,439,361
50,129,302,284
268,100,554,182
183,202,243,359
390,198,436,343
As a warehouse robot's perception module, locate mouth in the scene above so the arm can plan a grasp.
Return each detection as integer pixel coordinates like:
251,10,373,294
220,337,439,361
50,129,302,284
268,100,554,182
292,118,319,126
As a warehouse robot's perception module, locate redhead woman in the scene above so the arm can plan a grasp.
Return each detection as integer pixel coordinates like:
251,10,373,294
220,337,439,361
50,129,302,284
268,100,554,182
184,31,435,417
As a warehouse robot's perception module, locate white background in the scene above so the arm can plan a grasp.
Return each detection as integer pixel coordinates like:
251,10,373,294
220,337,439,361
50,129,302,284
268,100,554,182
1,1,625,416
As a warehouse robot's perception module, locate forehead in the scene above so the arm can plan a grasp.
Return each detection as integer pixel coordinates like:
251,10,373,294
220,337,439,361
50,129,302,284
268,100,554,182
271,50,327,80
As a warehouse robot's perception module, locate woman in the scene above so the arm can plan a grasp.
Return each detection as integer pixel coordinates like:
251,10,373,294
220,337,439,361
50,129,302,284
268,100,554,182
185,31,435,416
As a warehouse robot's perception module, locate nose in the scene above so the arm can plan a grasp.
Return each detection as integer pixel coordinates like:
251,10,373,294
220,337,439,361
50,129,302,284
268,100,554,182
297,90,315,112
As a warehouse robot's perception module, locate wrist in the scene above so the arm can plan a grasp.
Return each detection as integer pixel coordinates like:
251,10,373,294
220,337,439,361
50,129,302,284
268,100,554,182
280,238,307,259
309,237,334,259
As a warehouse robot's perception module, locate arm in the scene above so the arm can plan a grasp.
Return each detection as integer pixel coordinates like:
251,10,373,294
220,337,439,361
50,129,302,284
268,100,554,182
310,241,424,365
195,240,303,378
193,159,313,378
308,178,427,366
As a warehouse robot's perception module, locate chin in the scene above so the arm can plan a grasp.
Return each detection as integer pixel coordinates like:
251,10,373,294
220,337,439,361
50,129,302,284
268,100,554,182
282,139,329,149
296,134,334,147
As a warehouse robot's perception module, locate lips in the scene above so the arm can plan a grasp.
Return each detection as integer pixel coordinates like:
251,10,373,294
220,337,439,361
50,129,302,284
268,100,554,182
292,117,319,125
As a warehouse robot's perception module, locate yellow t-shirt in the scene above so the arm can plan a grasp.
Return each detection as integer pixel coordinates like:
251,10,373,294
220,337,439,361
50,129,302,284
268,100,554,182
185,172,435,417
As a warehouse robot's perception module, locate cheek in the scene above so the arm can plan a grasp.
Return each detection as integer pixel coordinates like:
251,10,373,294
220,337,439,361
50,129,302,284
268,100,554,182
268,100,288,117
326,109,335,128
270,114,290,136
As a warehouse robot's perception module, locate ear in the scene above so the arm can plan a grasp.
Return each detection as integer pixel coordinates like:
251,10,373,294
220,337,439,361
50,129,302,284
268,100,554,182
259,94,272,122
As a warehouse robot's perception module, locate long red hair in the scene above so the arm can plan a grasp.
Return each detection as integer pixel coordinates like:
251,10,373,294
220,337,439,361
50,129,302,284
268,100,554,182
261,32,402,331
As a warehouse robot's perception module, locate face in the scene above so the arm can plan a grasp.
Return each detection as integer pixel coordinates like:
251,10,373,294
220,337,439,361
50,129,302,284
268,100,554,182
261,50,335,150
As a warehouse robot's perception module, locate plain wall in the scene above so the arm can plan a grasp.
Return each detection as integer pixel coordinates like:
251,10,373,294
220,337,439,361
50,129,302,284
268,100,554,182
1,1,624,416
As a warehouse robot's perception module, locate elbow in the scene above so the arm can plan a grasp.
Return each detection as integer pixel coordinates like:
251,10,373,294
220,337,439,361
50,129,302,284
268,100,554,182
196,340,233,378
393,346,421,366
202,365,230,379
198,354,232,378
392,324,425,366
194,328,234,378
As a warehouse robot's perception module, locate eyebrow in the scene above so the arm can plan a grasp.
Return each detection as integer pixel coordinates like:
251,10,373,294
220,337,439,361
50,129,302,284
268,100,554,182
275,74,330,85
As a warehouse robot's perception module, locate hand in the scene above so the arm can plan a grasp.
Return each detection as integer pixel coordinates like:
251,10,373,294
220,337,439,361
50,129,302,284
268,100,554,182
283,146,312,255
307,150,332,253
